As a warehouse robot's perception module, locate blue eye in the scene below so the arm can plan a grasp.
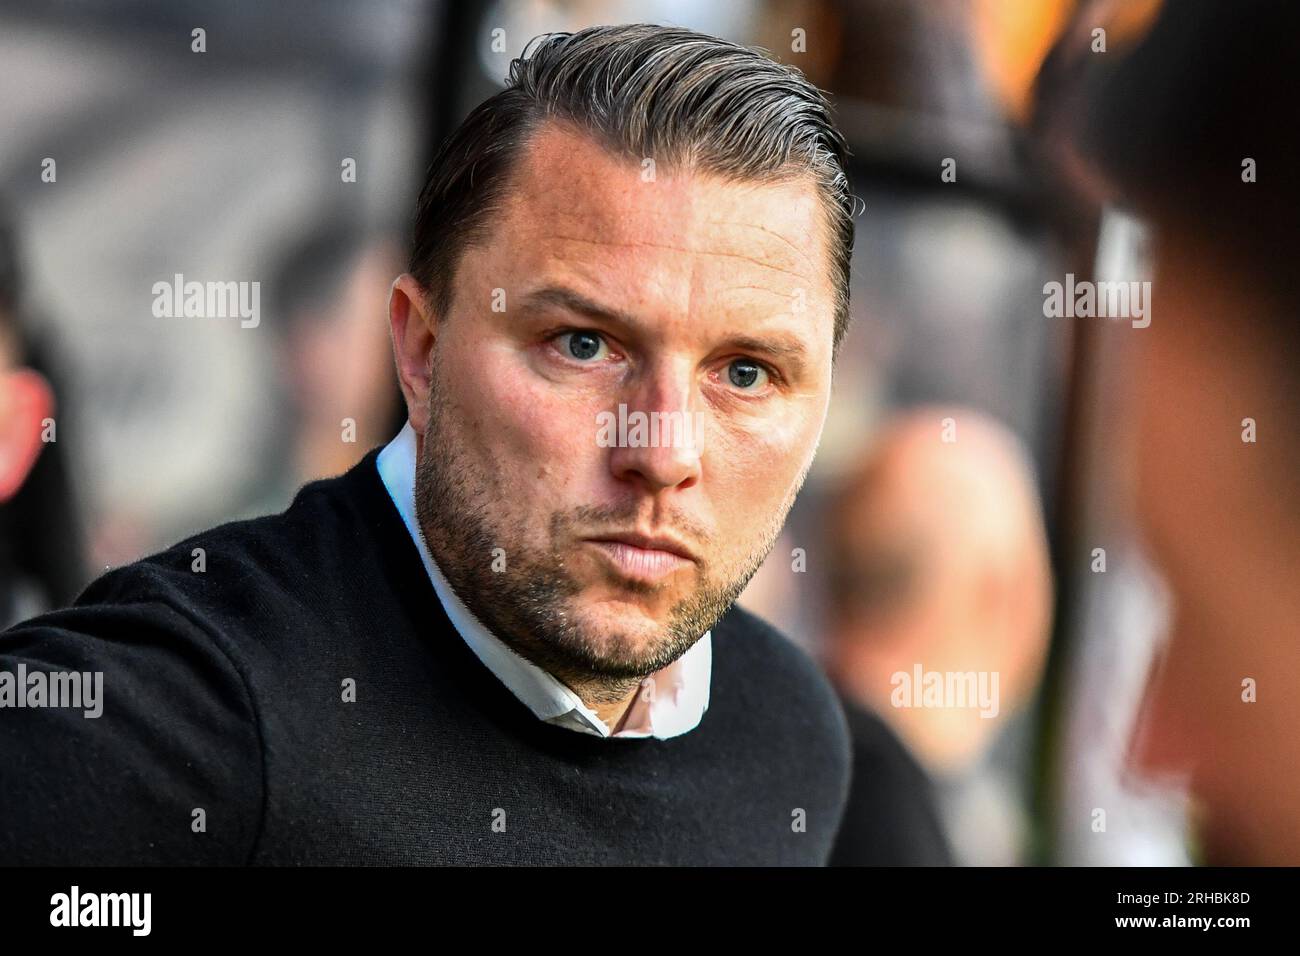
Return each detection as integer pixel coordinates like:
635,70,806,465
727,360,768,389
559,331,607,361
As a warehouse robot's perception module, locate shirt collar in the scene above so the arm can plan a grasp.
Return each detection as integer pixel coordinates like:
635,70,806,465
376,422,710,740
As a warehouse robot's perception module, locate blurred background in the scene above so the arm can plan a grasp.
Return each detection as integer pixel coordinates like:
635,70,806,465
2,0,1294,865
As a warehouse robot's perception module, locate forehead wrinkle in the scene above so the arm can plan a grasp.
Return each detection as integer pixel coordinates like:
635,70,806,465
706,217,820,273
535,232,811,282
723,284,805,300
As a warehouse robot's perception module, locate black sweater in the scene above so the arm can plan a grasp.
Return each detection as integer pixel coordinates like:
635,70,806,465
0,450,850,865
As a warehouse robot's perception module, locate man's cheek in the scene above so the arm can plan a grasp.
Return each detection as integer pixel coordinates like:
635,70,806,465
477,369,596,484
710,411,815,490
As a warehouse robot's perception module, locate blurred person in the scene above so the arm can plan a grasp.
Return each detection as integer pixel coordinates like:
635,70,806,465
276,225,408,485
0,204,85,627
240,222,408,518
824,408,1053,865
1038,0,1300,865
1,24,855,865
0,293,55,624
0,279,50,510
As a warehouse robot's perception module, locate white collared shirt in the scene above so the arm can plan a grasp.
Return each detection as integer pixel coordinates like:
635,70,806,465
376,423,711,739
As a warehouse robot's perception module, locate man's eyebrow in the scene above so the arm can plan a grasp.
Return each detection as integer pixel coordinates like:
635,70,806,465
717,334,810,366
519,285,639,327
520,283,812,369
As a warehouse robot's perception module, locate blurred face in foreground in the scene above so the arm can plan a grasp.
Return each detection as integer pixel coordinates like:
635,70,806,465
390,122,837,700
1128,240,1300,864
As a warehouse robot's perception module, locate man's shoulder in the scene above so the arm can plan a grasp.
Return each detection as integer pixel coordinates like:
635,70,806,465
710,603,851,747
66,452,391,635
711,603,826,686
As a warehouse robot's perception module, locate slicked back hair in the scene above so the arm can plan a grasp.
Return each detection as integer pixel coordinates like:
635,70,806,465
408,23,856,358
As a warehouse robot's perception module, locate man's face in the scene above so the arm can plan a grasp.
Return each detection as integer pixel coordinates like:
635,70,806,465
409,123,837,687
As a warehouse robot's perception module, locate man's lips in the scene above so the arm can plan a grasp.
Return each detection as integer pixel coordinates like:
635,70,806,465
584,531,697,562
583,532,697,582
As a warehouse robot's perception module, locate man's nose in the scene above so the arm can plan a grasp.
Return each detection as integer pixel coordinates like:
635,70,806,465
605,364,704,493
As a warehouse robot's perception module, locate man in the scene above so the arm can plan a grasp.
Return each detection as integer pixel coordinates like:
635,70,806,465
823,409,1052,865
0,24,854,865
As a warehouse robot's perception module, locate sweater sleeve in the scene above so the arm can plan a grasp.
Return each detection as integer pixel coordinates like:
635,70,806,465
0,594,264,865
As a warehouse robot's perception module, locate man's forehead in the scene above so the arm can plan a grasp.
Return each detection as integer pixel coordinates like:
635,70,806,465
501,122,831,287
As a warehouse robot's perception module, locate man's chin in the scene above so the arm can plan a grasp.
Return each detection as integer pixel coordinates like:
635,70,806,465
575,596,670,636
558,598,687,669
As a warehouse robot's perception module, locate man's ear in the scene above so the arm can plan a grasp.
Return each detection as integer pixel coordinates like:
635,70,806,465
387,273,438,434
0,368,54,503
